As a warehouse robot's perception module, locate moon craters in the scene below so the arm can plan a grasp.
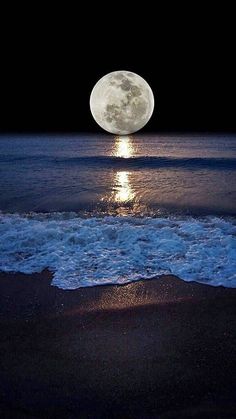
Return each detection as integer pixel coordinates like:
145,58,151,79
90,70,154,135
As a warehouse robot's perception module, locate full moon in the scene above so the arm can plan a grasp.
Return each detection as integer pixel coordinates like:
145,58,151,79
90,70,154,135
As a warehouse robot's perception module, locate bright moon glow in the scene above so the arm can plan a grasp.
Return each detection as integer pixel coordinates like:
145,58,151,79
101,136,135,208
114,136,133,158
115,171,134,203
114,137,134,202
90,70,154,135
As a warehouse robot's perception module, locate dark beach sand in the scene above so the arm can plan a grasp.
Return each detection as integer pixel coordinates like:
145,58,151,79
0,271,236,418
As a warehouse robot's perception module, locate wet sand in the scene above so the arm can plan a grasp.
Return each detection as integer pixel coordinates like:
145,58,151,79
0,271,236,418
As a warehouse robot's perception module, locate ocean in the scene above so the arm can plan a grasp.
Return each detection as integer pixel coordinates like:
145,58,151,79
0,133,236,289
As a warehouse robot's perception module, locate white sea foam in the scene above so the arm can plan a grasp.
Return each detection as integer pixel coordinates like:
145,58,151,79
0,213,235,289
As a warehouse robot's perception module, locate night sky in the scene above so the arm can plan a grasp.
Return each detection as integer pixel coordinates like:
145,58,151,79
0,9,235,133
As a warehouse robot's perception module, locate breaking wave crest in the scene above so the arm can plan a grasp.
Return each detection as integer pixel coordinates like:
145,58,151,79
0,212,235,289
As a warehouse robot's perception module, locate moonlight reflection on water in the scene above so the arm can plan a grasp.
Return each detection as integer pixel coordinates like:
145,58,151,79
114,136,134,159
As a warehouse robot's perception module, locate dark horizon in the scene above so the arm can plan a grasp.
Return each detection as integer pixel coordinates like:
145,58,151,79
1,62,235,133
1,11,235,134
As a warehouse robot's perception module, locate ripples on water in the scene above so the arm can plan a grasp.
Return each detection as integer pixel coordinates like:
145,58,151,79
0,133,235,215
0,134,235,288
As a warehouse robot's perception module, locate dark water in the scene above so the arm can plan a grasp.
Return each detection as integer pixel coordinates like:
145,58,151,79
0,134,236,289
0,133,236,215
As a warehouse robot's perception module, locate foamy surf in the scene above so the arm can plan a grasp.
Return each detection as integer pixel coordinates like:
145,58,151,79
0,212,235,289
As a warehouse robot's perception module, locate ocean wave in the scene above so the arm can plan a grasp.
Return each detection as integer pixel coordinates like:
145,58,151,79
0,213,235,289
53,156,236,170
0,155,52,163
1,155,236,170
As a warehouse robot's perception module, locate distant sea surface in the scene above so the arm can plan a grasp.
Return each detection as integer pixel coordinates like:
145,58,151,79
0,134,236,288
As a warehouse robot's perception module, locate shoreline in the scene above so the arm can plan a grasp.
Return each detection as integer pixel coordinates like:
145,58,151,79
0,271,236,417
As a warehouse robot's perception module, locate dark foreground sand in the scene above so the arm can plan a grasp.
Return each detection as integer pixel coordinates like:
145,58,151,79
0,271,236,418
